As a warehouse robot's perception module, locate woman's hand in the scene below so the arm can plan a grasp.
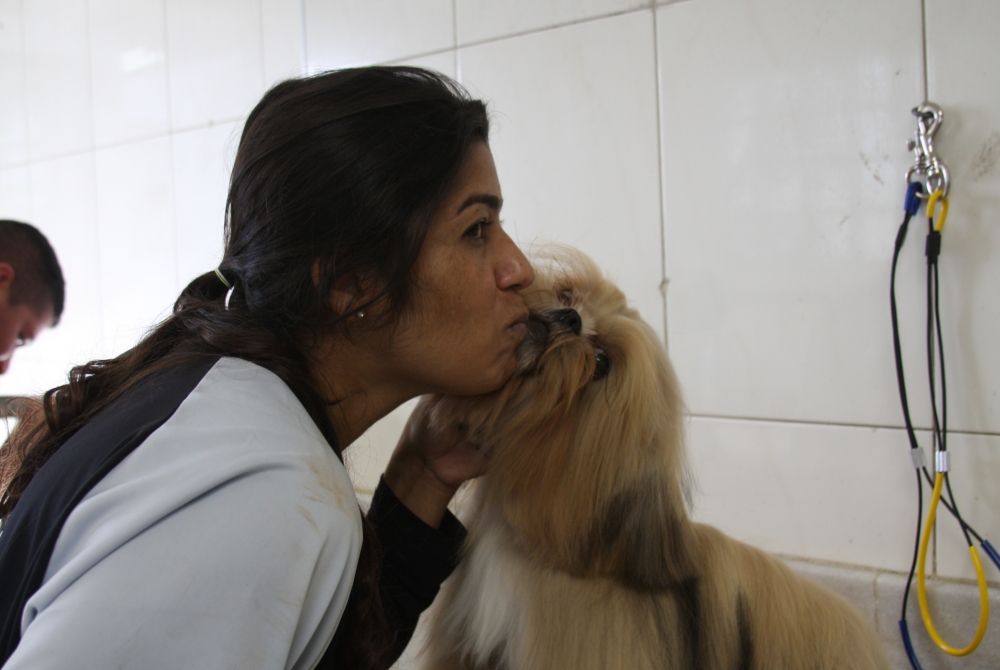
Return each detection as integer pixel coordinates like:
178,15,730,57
383,396,486,529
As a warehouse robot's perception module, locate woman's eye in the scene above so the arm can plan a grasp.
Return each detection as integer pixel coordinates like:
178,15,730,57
593,348,611,380
464,220,486,239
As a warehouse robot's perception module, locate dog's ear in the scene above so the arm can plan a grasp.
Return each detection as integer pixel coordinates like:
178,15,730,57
586,472,699,588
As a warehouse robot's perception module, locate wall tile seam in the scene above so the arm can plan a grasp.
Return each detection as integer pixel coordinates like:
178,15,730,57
0,119,249,175
688,412,1000,439
451,0,459,79
83,0,99,169
879,572,1000,592
650,5,669,350
12,10,666,165
435,4,652,57
779,553,1000,590
15,0,32,197
257,0,267,100
164,0,182,302
455,6,647,49
10,2,254,167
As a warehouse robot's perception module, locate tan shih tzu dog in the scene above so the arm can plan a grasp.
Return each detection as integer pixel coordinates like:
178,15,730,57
420,248,888,670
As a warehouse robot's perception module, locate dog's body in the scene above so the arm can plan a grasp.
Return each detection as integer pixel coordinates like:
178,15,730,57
422,250,888,670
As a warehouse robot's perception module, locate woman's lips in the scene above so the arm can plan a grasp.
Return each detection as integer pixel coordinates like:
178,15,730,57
508,322,528,339
507,311,530,339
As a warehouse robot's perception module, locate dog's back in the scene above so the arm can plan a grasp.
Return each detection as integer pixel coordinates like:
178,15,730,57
689,523,886,670
423,512,887,670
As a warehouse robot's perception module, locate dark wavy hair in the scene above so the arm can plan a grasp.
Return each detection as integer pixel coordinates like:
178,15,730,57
0,66,489,669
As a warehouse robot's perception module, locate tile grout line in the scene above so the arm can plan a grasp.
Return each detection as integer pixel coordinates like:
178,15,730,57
164,0,180,296
1,115,249,174
82,0,97,161
19,0,33,221
299,0,308,74
376,5,652,70
920,0,929,102
257,0,267,89
688,412,1000,438
5,5,665,174
650,2,670,351
84,0,105,347
451,0,459,79
456,6,648,51
162,0,175,143
777,552,1000,588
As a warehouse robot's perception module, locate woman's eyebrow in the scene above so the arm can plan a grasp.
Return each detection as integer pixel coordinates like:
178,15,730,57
456,193,502,214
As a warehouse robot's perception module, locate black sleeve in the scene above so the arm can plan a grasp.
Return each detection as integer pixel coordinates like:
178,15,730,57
367,476,467,666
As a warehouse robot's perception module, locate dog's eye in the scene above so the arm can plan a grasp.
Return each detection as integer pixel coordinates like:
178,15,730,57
593,348,611,380
558,289,573,306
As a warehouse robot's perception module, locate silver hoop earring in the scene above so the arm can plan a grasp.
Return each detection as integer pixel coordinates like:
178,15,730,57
356,310,365,319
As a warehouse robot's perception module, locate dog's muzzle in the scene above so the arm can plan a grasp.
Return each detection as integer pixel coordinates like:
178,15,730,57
553,308,582,336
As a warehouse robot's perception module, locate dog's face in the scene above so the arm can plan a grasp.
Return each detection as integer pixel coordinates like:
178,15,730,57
429,248,697,586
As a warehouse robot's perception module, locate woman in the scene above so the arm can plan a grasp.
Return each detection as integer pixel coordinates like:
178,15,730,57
0,67,533,669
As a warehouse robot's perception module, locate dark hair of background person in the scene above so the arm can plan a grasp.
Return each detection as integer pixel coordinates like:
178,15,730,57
0,66,489,669
0,220,65,325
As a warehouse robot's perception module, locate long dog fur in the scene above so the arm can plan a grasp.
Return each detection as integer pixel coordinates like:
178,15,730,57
421,248,888,670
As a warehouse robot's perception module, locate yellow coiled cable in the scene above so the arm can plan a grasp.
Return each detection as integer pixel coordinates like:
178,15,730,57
916,471,990,656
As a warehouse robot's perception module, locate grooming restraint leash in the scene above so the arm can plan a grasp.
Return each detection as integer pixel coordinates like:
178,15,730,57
892,105,998,667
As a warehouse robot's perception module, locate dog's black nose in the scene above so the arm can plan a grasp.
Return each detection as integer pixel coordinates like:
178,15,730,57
554,308,582,336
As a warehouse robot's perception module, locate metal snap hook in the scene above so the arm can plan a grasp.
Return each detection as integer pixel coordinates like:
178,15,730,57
905,102,949,200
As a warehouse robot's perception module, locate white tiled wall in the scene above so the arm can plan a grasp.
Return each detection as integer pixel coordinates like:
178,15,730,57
303,0,454,71
0,0,302,390
88,0,171,147
1,0,997,627
22,0,94,162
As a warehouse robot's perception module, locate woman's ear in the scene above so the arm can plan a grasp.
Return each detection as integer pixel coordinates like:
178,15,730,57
311,260,374,318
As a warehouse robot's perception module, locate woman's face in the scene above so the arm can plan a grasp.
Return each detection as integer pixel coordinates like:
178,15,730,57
389,141,534,396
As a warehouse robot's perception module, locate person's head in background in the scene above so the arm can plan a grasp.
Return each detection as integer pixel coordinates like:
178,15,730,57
0,220,65,375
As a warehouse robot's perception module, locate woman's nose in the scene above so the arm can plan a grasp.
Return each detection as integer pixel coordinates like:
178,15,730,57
496,230,534,290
